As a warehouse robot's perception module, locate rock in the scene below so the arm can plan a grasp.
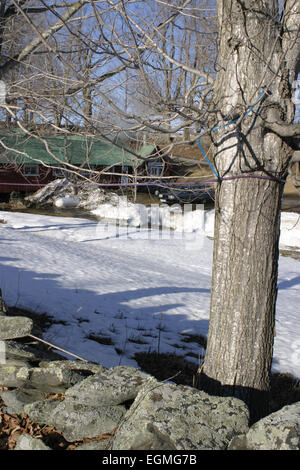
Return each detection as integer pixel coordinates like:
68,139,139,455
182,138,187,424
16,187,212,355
0,359,101,392
24,394,126,443
116,424,177,450
0,362,30,387
28,364,93,393
74,440,112,450
227,433,249,450
5,339,66,362
40,398,126,442
0,359,89,392
0,316,33,340
111,379,249,450
0,341,5,365
2,348,299,451
15,434,51,451
21,360,102,394
0,388,45,415
0,359,94,391
65,366,153,406
23,398,62,426
5,341,38,362
230,402,300,450
0,328,108,394
38,359,105,375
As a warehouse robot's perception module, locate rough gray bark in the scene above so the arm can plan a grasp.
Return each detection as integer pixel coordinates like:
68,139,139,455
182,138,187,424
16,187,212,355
198,0,300,422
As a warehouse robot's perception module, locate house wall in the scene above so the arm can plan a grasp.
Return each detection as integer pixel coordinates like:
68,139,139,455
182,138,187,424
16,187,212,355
0,156,171,194
0,165,53,193
0,164,133,193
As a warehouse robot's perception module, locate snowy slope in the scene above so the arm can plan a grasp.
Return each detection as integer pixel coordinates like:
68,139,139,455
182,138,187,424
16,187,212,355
0,209,299,379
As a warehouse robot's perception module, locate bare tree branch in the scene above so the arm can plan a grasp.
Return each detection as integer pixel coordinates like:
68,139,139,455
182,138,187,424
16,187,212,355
265,121,300,137
0,0,88,74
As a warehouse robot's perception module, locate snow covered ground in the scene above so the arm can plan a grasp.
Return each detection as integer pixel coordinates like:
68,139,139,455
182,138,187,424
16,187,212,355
0,207,299,379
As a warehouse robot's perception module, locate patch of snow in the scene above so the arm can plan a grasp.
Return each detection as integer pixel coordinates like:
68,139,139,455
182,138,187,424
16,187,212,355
54,196,81,208
0,208,299,379
279,212,300,251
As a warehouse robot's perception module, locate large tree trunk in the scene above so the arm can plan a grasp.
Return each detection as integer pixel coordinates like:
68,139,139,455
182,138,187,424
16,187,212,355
199,176,284,422
197,0,297,423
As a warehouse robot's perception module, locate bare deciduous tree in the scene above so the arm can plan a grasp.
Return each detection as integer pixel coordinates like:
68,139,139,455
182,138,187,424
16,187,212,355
0,0,299,423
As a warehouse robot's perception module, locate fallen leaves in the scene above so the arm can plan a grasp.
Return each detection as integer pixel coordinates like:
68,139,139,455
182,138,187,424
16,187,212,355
0,409,45,450
0,394,69,450
0,393,117,450
44,392,65,401
66,427,118,450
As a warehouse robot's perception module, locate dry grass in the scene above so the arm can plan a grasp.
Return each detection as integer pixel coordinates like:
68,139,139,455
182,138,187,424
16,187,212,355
269,372,300,414
280,250,300,261
86,332,114,346
134,351,198,387
180,333,207,349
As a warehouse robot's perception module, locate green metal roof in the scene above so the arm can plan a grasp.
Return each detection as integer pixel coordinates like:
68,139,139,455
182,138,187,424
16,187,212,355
0,130,155,168
139,144,158,159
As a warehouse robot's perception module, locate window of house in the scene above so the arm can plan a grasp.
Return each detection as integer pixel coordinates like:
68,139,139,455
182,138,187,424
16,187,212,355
79,165,97,177
148,162,163,176
23,164,39,176
121,165,129,184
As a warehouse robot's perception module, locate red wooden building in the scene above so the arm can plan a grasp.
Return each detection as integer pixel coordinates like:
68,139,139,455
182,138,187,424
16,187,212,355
0,130,172,194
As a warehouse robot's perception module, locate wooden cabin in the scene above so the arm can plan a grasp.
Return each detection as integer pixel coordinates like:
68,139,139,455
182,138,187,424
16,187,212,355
0,130,172,194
